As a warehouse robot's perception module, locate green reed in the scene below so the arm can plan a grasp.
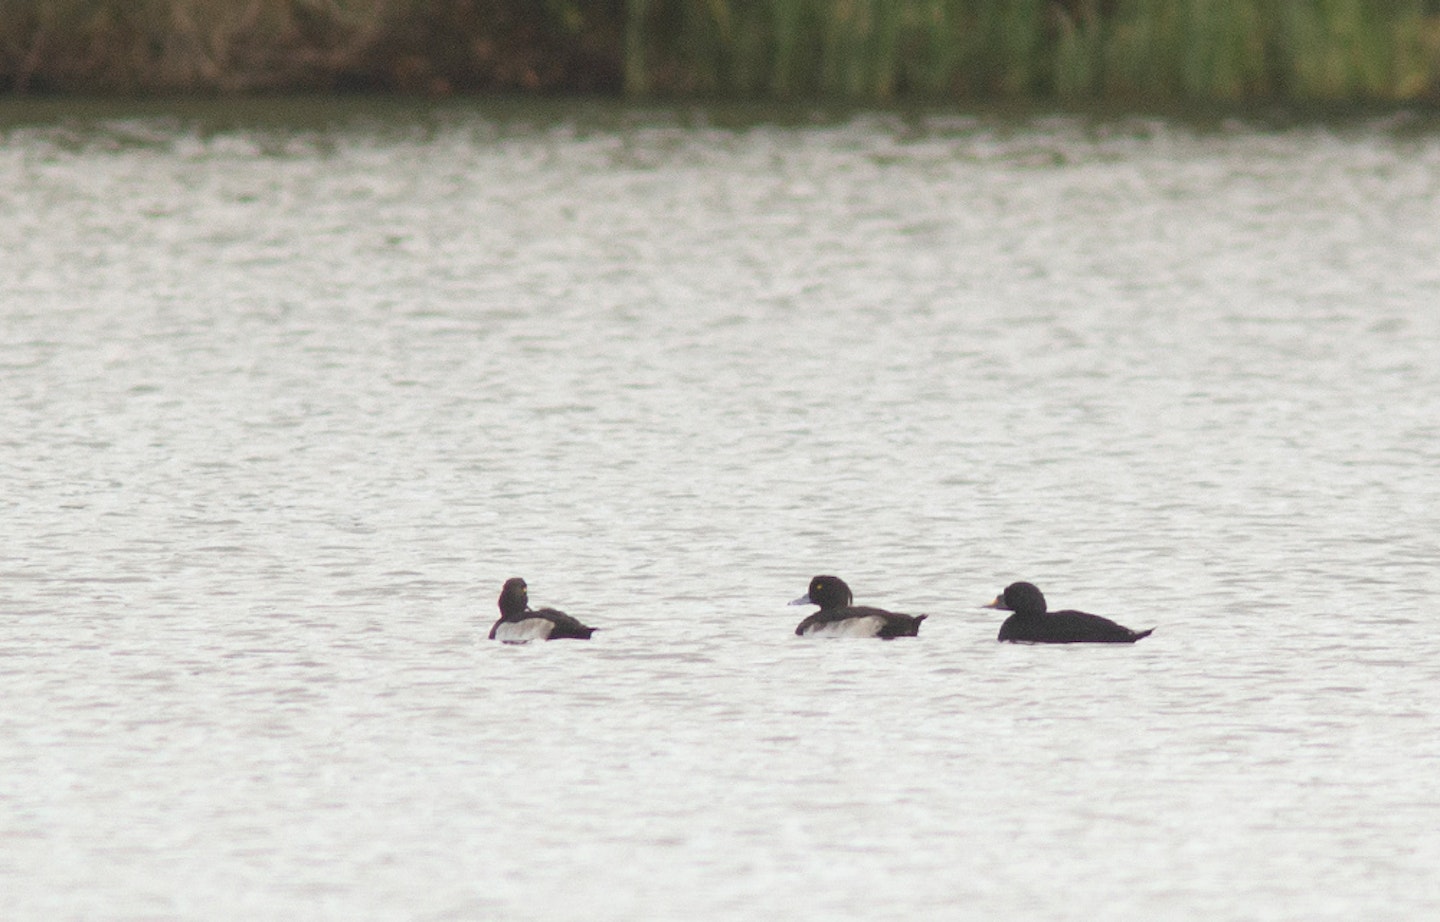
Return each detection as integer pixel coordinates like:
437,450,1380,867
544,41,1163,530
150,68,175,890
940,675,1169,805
626,0,1440,102
3,0,1439,102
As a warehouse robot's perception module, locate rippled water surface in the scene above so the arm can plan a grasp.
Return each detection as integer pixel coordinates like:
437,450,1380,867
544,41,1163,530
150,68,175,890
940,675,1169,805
3,99,1440,920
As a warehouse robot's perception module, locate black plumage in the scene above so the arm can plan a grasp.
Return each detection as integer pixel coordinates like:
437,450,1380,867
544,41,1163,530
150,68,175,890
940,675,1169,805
489,577,596,642
984,581,1152,644
791,575,927,639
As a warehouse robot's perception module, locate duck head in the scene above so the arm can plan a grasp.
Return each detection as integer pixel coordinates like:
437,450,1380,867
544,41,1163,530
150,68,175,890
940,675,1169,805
983,581,1047,618
790,575,854,610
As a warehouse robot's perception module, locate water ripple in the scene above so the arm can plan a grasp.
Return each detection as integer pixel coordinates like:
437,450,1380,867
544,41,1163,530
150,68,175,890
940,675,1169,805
3,102,1440,921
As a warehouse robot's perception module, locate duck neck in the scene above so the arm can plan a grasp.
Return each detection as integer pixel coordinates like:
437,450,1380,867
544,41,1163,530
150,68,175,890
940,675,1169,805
498,593,529,620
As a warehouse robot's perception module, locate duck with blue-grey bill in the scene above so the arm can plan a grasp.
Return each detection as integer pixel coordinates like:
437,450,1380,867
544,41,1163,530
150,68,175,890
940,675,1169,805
791,575,927,638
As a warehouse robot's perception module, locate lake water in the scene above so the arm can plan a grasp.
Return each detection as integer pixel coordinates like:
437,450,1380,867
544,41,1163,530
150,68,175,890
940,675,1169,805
3,98,1440,920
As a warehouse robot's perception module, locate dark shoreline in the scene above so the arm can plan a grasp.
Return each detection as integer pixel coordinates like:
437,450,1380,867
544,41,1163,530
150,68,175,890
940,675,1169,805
5,2,1440,104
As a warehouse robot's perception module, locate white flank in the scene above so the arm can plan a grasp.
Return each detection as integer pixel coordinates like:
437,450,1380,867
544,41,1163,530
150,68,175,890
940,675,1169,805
802,615,885,638
493,618,556,643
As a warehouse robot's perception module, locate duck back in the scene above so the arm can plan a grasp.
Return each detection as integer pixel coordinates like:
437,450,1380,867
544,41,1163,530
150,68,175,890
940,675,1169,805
536,608,597,640
999,609,1150,644
796,607,927,639
490,607,596,643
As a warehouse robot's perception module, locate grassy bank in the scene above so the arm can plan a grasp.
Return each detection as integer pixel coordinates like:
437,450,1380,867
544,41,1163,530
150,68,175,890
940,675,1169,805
4,1,1440,103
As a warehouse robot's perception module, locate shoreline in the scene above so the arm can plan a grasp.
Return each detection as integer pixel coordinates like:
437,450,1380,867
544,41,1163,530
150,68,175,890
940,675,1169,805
4,2,1440,104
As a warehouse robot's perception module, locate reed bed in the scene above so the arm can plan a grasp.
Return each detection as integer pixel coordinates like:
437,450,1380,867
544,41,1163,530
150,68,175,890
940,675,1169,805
3,0,1440,102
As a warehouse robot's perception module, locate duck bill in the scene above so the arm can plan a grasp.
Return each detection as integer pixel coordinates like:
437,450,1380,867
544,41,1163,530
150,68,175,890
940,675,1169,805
788,594,814,606
981,596,1008,610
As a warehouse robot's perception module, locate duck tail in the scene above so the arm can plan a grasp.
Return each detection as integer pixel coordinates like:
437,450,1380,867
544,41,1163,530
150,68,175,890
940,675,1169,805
1133,628,1154,641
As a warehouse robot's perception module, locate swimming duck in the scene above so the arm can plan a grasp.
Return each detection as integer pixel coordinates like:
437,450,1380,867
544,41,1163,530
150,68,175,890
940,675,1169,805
790,575,927,638
984,581,1152,644
489,578,596,642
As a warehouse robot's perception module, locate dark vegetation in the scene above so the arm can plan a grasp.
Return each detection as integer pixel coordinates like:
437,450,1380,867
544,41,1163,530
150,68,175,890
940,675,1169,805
4,1,1440,102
